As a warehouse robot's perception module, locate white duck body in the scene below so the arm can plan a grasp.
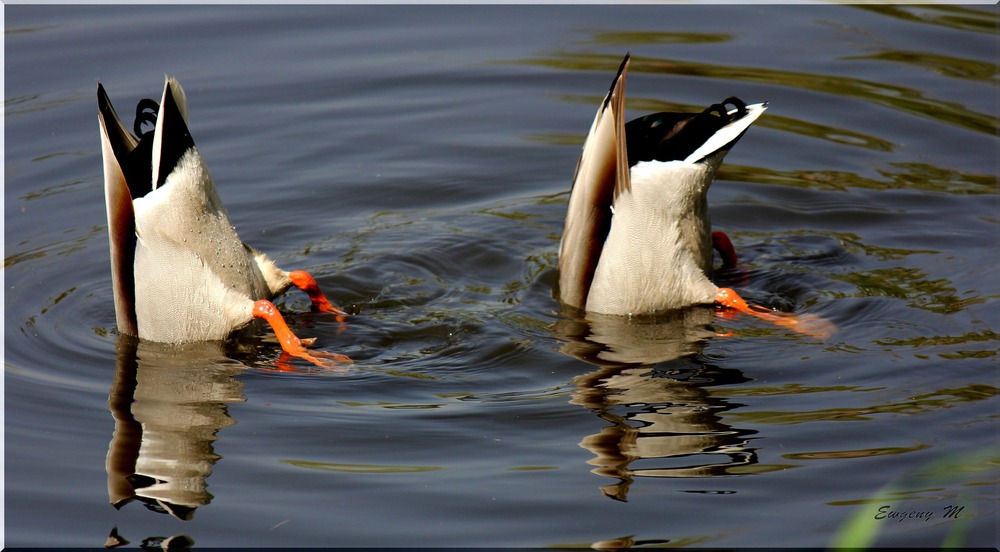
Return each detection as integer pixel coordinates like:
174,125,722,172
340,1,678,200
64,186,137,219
132,149,281,342
558,53,766,316
101,77,296,343
585,159,720,315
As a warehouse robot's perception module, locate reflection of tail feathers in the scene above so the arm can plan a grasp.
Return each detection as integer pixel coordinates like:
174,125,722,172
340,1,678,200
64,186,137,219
107,338,240,522
595,452,757,502
111,473,200,520
572,354,757,500
137,495,197,521
600,481,630,503
141,534,196,550
105,526,129,548
106,526,194,550
125,472,160,490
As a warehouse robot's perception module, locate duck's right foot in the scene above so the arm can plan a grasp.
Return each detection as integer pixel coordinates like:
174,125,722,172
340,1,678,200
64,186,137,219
715,288,836,339
252,299,353,368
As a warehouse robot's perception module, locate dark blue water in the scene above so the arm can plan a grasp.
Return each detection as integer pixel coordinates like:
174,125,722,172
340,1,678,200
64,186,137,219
5,4,998,548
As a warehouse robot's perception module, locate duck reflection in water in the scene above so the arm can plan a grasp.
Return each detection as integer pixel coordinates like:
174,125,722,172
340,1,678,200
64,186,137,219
106,335,245,521
554,307,757,502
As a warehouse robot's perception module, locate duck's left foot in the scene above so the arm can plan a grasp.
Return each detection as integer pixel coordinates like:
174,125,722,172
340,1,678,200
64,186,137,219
712,231,739,271
274,350,353,372
715,288,836,339
288,270,348,322
252,299,353,368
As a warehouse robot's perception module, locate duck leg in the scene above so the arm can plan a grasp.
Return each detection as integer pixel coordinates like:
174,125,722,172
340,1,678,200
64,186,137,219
711,231,739,271
252,300,351,367
715,288,836,339
288,270,348,322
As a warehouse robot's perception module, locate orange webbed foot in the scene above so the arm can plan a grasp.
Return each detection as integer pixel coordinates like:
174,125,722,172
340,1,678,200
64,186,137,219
288,270,348,322
715,288,836,339
274,350,354,372
252,299,353,369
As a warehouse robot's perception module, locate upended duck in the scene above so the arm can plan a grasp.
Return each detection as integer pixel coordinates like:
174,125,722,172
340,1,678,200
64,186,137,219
99,77,349,365
558,53,833,338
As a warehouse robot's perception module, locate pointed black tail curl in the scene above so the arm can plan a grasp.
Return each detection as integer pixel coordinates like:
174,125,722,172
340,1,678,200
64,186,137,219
704,97,747,123
133,98,159,138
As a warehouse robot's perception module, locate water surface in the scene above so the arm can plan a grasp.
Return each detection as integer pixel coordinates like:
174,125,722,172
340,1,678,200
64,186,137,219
5,4,998,548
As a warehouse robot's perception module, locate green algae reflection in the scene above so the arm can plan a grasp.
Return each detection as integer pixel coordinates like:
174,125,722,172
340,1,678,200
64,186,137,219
516,49,996,136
